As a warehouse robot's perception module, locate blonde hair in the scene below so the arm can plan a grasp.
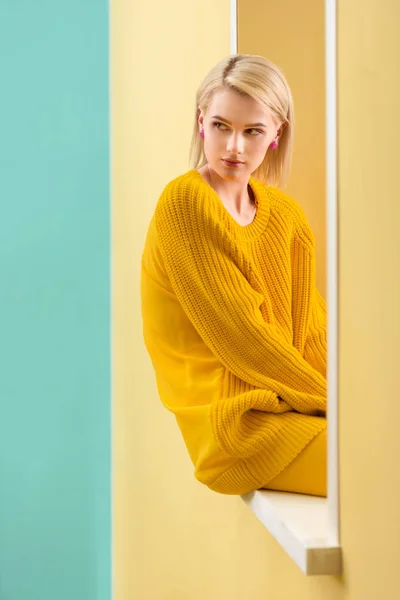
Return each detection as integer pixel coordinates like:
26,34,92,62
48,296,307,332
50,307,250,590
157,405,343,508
189,54,294,188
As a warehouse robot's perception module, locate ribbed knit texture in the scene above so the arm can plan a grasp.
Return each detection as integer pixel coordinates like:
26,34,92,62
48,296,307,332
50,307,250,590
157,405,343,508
141,169,327,495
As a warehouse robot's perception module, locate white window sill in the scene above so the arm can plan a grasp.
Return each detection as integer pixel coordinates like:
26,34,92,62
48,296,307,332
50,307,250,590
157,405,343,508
241,490,342,575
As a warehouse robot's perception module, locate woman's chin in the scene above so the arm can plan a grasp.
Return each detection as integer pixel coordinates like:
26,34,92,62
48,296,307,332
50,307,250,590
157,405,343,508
210,164,246,182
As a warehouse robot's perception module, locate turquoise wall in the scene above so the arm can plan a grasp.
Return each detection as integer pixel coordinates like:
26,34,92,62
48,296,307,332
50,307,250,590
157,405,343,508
0,2,111,599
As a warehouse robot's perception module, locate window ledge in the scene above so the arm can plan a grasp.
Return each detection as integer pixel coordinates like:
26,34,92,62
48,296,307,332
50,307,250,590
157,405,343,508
241,490,342,575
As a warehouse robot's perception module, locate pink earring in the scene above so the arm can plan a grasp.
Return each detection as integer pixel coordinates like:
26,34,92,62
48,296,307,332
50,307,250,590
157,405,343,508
269,140,279,150
200,129,204,139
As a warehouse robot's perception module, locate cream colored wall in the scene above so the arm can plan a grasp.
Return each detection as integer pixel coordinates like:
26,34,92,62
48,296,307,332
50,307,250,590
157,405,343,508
111,1,244,598
113,0,400,597
238,0,327,295
337,0,400,597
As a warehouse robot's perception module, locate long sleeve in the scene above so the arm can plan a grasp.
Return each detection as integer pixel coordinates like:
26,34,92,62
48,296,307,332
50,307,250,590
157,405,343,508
304,289,327,378
291,231,327,379
155,182,327,416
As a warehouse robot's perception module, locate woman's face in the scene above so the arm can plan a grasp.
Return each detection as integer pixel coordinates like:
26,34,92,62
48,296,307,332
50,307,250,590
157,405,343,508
198,87,281,182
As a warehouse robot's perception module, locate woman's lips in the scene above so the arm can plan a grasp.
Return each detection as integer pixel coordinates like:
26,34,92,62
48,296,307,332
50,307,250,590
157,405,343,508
221,159,244,168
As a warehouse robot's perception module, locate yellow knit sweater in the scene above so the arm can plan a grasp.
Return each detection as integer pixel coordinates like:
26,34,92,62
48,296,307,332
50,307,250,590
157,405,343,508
141,169,327,495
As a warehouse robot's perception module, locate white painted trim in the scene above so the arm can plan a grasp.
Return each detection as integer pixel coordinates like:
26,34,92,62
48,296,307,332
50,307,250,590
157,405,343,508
242,490,341,575
243,490,342,575
230,0,237,54
325,0,339,547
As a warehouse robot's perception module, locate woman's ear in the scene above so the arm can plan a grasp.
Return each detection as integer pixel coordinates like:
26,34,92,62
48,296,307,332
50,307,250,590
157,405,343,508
197,107,204,129
276,121,286,141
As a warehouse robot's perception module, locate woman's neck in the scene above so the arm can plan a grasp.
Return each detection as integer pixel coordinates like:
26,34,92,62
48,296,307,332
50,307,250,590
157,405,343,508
201,164,256,219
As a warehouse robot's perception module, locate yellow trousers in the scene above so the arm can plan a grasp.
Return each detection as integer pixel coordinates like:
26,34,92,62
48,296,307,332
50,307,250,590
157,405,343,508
263,428,327,497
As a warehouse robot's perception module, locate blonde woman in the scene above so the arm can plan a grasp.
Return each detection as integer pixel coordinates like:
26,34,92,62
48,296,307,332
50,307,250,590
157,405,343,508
141,54,327,497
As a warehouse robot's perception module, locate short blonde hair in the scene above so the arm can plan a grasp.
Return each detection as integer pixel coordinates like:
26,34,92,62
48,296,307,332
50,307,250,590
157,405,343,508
189,54,294,188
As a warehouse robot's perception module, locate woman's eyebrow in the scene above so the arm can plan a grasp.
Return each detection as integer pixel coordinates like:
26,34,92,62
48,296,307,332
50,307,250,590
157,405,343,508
211,115,267,127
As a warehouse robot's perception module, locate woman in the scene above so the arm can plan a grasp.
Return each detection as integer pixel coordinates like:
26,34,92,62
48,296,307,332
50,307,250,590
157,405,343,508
141,54,327,497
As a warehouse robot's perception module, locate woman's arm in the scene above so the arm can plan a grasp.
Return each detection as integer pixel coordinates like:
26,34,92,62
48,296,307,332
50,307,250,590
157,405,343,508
155,187,326,415
291,232,327,379
304,289,327,378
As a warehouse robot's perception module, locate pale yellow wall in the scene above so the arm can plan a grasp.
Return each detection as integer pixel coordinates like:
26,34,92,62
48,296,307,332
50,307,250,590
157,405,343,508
337,0,400,597
113,0,400,597
111,1,244,598
238,0,327,296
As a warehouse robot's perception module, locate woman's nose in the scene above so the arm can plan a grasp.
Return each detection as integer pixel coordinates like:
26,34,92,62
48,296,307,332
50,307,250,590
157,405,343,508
226,132,244,155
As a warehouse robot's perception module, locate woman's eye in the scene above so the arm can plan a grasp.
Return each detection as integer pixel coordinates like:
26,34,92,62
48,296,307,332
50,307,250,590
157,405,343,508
213,122,228,130
247,128,263,135
213,122,263,136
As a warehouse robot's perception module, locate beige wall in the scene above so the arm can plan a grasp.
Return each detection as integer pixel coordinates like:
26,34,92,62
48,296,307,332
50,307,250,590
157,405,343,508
113,0,400,597
238,0,327,295
111,1,243,598
338,0,400,596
